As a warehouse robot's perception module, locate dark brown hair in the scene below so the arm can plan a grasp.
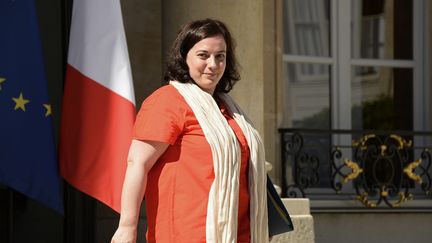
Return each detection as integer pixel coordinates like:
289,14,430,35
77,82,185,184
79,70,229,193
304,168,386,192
163,18,240,94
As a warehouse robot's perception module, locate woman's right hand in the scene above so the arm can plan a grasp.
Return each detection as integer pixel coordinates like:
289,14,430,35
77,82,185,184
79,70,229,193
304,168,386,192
111,225,137,243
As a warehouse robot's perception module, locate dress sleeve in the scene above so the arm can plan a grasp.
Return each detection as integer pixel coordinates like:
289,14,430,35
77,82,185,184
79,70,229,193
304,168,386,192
132,86,185,145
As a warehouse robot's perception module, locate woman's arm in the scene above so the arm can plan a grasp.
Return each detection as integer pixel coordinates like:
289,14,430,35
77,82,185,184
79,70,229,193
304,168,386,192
111,139,169,243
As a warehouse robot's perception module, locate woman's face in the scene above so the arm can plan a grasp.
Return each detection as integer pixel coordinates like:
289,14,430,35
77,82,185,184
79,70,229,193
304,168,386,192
186,35,227,95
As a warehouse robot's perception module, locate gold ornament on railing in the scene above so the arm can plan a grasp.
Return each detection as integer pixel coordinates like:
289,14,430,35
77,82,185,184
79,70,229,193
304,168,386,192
404,158,423,184
342,159,363,184
349,134,420,207
389,134,412,149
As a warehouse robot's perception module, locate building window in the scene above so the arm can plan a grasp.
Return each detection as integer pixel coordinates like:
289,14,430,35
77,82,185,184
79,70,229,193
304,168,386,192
281,0,431,210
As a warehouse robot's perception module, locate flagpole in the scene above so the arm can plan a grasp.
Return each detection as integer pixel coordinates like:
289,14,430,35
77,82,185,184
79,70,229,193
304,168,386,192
0,186,13,243
7,189,13,243
61,0,73,80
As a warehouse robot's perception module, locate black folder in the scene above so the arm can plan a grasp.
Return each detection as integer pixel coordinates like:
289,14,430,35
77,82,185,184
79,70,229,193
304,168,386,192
267,175,294,236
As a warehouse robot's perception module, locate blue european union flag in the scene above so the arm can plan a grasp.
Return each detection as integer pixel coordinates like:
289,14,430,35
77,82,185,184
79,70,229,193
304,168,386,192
0,0,63,213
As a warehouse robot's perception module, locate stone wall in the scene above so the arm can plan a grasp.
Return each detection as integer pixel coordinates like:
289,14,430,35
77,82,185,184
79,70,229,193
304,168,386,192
314,212,432,243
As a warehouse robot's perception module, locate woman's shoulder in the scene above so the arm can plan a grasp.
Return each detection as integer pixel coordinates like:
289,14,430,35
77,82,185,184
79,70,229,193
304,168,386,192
134,84,188,143
139,84,189,113
143,84,184,104
150,84,181,98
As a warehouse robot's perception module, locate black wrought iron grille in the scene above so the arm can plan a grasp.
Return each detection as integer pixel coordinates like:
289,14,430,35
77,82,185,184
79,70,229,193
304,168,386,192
279,129,432,208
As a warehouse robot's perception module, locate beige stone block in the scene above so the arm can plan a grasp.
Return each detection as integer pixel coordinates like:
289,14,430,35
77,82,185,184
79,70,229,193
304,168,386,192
270,198,315,243
283,198,311,215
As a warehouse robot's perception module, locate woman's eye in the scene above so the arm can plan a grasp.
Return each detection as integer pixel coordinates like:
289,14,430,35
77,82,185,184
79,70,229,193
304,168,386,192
216,54,226,60
197,53,208,59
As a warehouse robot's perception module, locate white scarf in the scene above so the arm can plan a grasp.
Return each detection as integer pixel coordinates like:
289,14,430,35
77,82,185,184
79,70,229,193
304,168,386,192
170,81,268,243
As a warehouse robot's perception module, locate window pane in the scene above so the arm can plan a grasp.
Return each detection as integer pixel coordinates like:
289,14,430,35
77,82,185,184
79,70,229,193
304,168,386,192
282,63,331,129
283,0,331,57
351,0,413,60
351,67,413,130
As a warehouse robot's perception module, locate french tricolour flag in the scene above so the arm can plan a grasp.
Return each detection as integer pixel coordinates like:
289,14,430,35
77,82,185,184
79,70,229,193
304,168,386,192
60,0,135,212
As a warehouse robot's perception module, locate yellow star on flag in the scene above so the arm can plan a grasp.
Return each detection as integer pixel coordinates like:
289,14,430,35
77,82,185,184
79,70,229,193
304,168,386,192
0,77,5,91
43,104,52,117
12,92,30,111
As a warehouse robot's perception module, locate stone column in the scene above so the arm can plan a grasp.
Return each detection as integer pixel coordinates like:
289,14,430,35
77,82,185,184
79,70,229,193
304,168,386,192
122,0,163,106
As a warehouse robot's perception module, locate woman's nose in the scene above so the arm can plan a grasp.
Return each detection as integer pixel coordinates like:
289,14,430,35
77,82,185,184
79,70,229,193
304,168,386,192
207,56,217,69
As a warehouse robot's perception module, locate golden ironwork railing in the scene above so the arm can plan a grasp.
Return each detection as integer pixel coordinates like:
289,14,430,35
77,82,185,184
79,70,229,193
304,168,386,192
279,129,432,208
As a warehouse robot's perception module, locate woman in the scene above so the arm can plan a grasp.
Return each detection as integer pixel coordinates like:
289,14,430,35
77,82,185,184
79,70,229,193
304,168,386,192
111,18,268,243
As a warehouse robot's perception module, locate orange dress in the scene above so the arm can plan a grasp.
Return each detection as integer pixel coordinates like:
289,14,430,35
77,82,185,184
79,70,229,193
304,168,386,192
133,85,251,243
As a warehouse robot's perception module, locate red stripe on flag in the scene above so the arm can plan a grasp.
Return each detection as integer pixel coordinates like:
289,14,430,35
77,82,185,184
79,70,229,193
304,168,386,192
60,64,135,212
